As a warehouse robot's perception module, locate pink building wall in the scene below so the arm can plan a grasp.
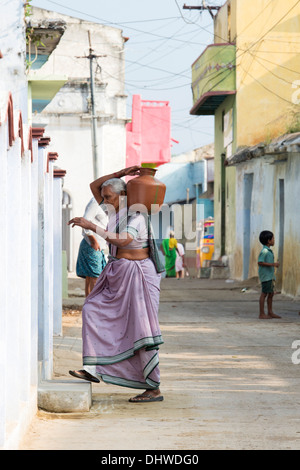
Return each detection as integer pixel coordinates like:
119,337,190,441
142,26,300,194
126,95,172,168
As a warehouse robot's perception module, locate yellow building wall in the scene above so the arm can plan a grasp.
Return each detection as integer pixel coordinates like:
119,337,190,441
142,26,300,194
212,0,300,276
214,2,229,43
214,0,237,44
215,0,300,147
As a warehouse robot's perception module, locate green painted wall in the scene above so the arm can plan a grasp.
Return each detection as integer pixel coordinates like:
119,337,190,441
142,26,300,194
214,94,237,261
192,44,236,105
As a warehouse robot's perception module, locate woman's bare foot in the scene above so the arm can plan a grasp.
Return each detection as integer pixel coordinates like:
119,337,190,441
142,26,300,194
129,389,163,403
259,313,272,319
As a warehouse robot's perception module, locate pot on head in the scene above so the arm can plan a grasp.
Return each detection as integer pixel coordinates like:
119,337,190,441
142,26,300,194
126,167,166,214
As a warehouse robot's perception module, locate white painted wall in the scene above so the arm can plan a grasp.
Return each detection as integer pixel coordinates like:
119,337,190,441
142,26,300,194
0,0,27,119
234,148,300,297
0,0,65,449
53,176,63,336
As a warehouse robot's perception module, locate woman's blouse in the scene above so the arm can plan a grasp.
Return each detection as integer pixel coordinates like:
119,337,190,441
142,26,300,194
106,207,149,255
122,212,149,249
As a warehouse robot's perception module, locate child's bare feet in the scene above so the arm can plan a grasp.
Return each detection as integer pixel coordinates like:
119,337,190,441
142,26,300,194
259,313,272,319
269,312,281,319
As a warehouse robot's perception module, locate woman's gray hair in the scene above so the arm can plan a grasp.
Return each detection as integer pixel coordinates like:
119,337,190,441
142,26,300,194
102,178,126,194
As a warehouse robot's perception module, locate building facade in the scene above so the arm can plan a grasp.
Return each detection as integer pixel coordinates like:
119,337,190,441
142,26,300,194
126,94,172,168
30,7,128,271
190,0,300,289
227,133,300,297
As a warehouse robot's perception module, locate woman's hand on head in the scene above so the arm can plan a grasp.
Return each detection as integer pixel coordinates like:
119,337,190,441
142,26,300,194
122,166,141,177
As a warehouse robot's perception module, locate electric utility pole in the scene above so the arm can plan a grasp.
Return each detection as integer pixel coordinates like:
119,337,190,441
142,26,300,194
76,31,106,179
183,2,221,19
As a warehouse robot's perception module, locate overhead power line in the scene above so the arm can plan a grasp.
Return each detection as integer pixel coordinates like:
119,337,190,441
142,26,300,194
183,2,221,20
76,31,106,179
239,63,294,105
44,0,210,45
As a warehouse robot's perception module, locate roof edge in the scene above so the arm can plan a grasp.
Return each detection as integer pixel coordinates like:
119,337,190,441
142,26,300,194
227,132,300,166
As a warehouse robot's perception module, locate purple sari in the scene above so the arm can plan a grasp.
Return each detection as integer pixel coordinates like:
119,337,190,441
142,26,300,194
81,208,163,390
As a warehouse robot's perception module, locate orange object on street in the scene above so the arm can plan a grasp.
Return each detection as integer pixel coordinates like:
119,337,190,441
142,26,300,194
199,219,214,267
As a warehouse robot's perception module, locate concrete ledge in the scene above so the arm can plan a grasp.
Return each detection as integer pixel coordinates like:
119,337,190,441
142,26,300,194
210,266,230,279
63,297,85,309
38,380,92,413
200,267,211,278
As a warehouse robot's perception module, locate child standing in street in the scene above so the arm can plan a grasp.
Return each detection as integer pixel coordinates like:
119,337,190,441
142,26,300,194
258,230,281,319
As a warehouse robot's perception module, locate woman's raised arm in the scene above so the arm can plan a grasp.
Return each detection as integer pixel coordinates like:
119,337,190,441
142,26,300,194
90,171,121,204
90,166,141,204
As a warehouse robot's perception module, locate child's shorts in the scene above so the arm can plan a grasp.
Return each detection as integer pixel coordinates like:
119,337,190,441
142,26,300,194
261,279,275,294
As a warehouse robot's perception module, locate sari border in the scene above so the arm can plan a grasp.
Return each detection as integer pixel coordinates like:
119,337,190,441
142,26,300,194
98,373,160,390
83,335,164,366
96,353,160,390
143,353,159,378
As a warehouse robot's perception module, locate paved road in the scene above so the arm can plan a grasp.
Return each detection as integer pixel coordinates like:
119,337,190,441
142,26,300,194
21,278,300,450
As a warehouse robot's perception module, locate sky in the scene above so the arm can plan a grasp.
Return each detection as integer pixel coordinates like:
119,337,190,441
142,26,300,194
31,0,225,156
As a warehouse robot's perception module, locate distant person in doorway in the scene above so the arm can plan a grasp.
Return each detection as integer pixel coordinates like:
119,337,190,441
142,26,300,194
76,197,108,296
161,231,177,277
258,230,281,319
175,242,186,279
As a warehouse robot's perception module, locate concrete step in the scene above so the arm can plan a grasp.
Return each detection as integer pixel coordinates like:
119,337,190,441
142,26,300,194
210,265,230,279
38,379,92,413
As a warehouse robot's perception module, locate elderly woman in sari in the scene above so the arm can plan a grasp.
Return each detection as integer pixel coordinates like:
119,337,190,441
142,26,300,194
68,166,164,403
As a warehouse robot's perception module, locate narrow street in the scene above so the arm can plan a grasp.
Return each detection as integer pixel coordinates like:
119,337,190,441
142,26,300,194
21,277,300,450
